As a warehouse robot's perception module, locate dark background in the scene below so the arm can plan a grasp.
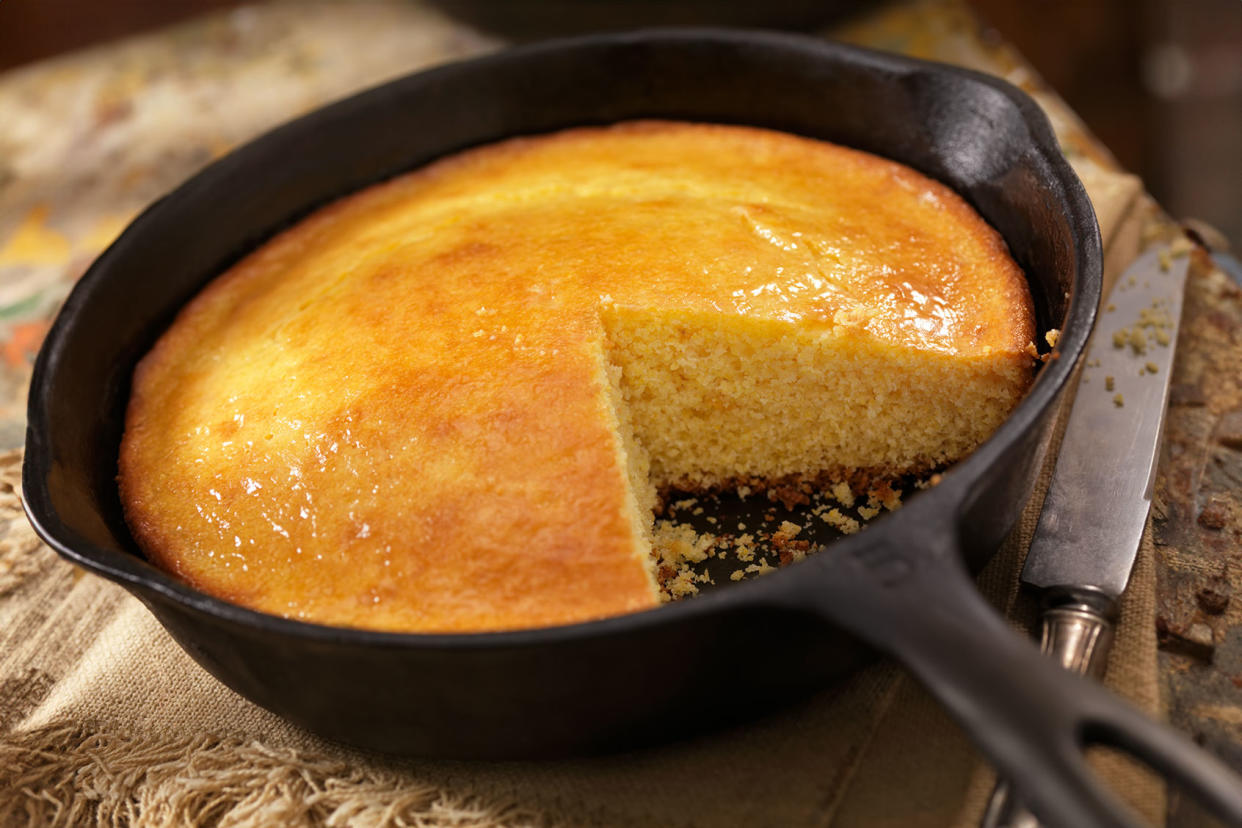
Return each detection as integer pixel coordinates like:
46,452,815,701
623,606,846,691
1,0,1240,247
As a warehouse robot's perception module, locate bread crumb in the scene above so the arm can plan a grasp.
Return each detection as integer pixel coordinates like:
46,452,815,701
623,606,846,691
664,569,699,598
1145,361,1158,374
730,570,745,581
652,522,721,601
858,505,880,520
1045,328,1060,348
1105,376,1115,391
1138,306,1172,331
653,522,715,565
831,481,855,507
822,508,861,535
871,483,902,511
734,533,756,562
1113,393,1125,407
780,543,810,565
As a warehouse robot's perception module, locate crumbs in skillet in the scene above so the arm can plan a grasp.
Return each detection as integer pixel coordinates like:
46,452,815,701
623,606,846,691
652,478,916,602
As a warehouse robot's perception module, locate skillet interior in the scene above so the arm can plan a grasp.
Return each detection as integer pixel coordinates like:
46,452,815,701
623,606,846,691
22,29,1098,757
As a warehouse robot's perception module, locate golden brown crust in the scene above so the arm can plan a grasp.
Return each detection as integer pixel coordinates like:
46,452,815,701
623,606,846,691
120,121,1034,633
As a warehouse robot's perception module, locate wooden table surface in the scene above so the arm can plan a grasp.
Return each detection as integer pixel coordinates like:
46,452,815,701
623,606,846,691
1,2,1238,824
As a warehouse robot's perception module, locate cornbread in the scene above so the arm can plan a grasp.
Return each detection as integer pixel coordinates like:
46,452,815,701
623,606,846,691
119,121,1035,633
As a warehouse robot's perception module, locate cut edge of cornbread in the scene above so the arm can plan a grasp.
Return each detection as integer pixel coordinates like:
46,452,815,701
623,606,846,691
592,335,662,599
590,303,1033,608
602,305,1032,493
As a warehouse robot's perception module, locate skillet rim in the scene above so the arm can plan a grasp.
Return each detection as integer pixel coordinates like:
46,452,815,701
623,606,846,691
21,26,1102,651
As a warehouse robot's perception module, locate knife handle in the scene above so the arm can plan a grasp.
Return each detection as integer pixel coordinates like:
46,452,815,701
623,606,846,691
981,588,1120,828
1040,586,1118,678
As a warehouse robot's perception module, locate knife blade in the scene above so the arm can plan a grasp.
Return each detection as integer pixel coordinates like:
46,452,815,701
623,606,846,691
981,241,1192,828
1023,242,1190,604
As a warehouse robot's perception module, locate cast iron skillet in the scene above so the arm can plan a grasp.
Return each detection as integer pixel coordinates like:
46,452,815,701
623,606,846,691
21,30,1242,828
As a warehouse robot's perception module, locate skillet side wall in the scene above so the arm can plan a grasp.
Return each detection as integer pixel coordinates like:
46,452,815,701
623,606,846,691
146,592,863,757
22,31,1097,757
952,145,1086,571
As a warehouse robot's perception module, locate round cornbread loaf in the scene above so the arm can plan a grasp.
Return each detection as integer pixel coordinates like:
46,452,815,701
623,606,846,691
119,121,1035,633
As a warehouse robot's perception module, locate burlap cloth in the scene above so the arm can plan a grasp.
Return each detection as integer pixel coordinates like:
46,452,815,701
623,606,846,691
0,3,1169,826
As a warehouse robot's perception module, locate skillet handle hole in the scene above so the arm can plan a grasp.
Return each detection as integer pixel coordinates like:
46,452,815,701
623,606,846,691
1077,720,1242,827
1077,743,1168,827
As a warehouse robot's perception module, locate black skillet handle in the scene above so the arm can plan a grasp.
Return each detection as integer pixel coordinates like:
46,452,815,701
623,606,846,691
981,587,1121,828
792,523,1242,828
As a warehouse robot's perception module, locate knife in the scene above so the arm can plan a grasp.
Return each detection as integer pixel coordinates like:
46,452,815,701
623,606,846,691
982,241,1193,828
